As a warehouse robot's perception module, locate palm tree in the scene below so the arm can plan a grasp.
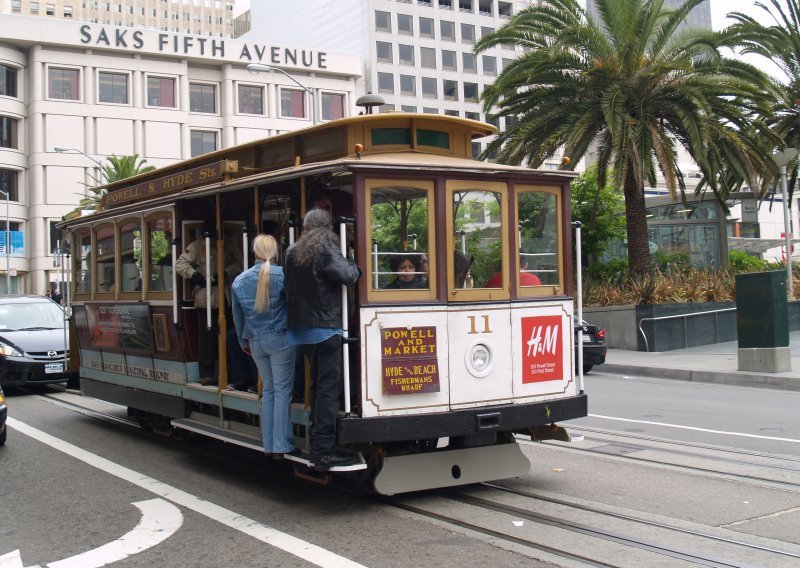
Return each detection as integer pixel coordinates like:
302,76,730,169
476,0,775,275
726,0,800,199
80,154,156,210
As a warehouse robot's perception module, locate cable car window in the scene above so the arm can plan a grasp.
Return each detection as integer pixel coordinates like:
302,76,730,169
147,214,173,293
518,190,560,287
452,189,503,289
75,229,91,295
416,129,449,149
372,128,411,146
94,223,115,294
367,180,435,299
119,219,142,293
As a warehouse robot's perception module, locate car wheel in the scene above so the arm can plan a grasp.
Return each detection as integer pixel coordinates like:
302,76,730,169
0,427,6,446
582,364,594,374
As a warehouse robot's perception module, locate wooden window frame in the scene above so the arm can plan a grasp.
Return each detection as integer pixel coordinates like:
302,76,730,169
514,185,564,298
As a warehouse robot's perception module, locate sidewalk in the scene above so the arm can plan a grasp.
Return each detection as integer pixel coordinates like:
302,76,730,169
600,330,800,391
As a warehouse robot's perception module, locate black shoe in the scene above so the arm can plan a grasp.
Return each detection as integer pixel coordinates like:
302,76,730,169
312,453,358,472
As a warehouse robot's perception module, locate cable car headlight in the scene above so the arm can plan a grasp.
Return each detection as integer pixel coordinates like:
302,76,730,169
465,342,493,378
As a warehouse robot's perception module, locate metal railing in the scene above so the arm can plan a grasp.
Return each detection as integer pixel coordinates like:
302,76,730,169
638,307,737,352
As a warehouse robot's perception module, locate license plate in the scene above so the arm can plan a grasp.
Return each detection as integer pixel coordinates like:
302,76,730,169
581,335,592,343
45,363,64,374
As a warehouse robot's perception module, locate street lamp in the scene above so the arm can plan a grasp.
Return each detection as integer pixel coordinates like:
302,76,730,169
246,63,317,126
0,189,9,294
773,148,798,299
54,146,105,185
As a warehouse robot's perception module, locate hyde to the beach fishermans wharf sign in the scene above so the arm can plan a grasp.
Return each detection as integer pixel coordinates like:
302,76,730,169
381,326,440,395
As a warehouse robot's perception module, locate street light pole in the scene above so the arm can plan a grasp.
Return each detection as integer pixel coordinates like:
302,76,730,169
774,148,798,300
0,189,9,294
246,63,317,126
54,145,104,185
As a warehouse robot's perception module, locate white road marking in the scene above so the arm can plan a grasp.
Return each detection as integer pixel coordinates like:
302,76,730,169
589,413,800,444
7,417,367,568
48,499,182,568
0,550,27,568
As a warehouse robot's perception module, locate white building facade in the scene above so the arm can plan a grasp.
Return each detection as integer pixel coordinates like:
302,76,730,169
238,0,559,165
0,14,363,295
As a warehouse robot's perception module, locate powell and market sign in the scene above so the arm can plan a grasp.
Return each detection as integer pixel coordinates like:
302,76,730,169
78,24,329,69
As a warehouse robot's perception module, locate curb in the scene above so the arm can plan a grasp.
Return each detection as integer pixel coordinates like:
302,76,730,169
601,364,800,392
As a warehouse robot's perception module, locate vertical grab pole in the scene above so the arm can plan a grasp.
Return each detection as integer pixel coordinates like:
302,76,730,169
171,237,178,325
205,233,212,330
58,240,68,383
340,219,352,415
572,221,584,394
242,226,250,272
372,240,379,289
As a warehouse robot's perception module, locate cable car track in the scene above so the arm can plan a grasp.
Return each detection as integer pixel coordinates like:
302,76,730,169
25,388,800,567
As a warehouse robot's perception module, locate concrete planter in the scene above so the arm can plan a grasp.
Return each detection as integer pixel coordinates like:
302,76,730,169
585,301,800,352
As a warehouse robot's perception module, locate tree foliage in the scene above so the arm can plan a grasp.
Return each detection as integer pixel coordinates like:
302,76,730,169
476,0,775,276
570,165,626,260
80,154,156,210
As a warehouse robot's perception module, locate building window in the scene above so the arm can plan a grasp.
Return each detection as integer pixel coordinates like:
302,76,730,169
461,23,475,44
98,72,128,104
420,47,436,69
463,82,479,102
321,92,344,121
0,117,18,150
442,50,457,71
190,82,216,113
0,66,17,98
481,26,494,38
443,80,458,101
444,109,460,117
421,77,437,98
11,1,21,13
0,169,19,202
30,1,40,14
375,10,391,32
441,20,455,41
49,221,62,256
482,55,497,76
280,89,306,119
420,17,434,38
462,53,476,73
398,44,415,66
401,105,417,113
237,84,263,114
376,41,393,63
190,130,217,157
147,76,176,107
48,68,80,100
64,5,73,17
423,107,438,114
398,13,413,35
400,75,416,96
465,111,480,121
46,3,55,16
377,72,394,94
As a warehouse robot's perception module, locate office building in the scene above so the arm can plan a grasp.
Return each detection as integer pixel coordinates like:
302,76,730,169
0,14,362,294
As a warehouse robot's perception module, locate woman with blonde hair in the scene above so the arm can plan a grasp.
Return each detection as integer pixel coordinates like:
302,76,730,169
231,234,295,456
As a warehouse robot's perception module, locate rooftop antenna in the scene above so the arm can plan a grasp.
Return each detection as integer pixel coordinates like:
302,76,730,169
355,93,385,115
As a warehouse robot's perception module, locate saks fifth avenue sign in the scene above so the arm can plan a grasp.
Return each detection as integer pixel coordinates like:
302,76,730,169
78,24,329,69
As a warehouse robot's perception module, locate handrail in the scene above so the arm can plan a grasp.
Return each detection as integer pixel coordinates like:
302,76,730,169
638,307,737,352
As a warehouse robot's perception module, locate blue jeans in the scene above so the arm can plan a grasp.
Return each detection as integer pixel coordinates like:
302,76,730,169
250,334,296,453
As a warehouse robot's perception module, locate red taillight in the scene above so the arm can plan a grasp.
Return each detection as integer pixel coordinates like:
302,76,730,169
595,329,606,340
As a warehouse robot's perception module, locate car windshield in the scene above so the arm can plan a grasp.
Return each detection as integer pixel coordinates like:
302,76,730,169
0,301,64,331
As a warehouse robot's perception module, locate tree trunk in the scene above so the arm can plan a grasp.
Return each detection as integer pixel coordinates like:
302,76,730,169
623,165,652,276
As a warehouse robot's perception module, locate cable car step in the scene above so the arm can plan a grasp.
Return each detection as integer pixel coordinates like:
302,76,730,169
171,418,263,452
283,450,367,472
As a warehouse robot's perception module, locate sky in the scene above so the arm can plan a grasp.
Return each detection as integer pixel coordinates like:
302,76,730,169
709,0,777,30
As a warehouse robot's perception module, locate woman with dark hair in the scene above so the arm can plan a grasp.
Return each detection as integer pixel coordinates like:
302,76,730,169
386,253,425,289
231,234,295,456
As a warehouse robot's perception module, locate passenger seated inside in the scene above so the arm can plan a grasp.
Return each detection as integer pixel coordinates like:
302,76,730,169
485,264,542,288
417,254,429,287
386,253,425,289
453,251,474,289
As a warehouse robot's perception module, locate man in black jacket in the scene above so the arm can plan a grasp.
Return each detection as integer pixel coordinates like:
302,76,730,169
284,208,361,471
